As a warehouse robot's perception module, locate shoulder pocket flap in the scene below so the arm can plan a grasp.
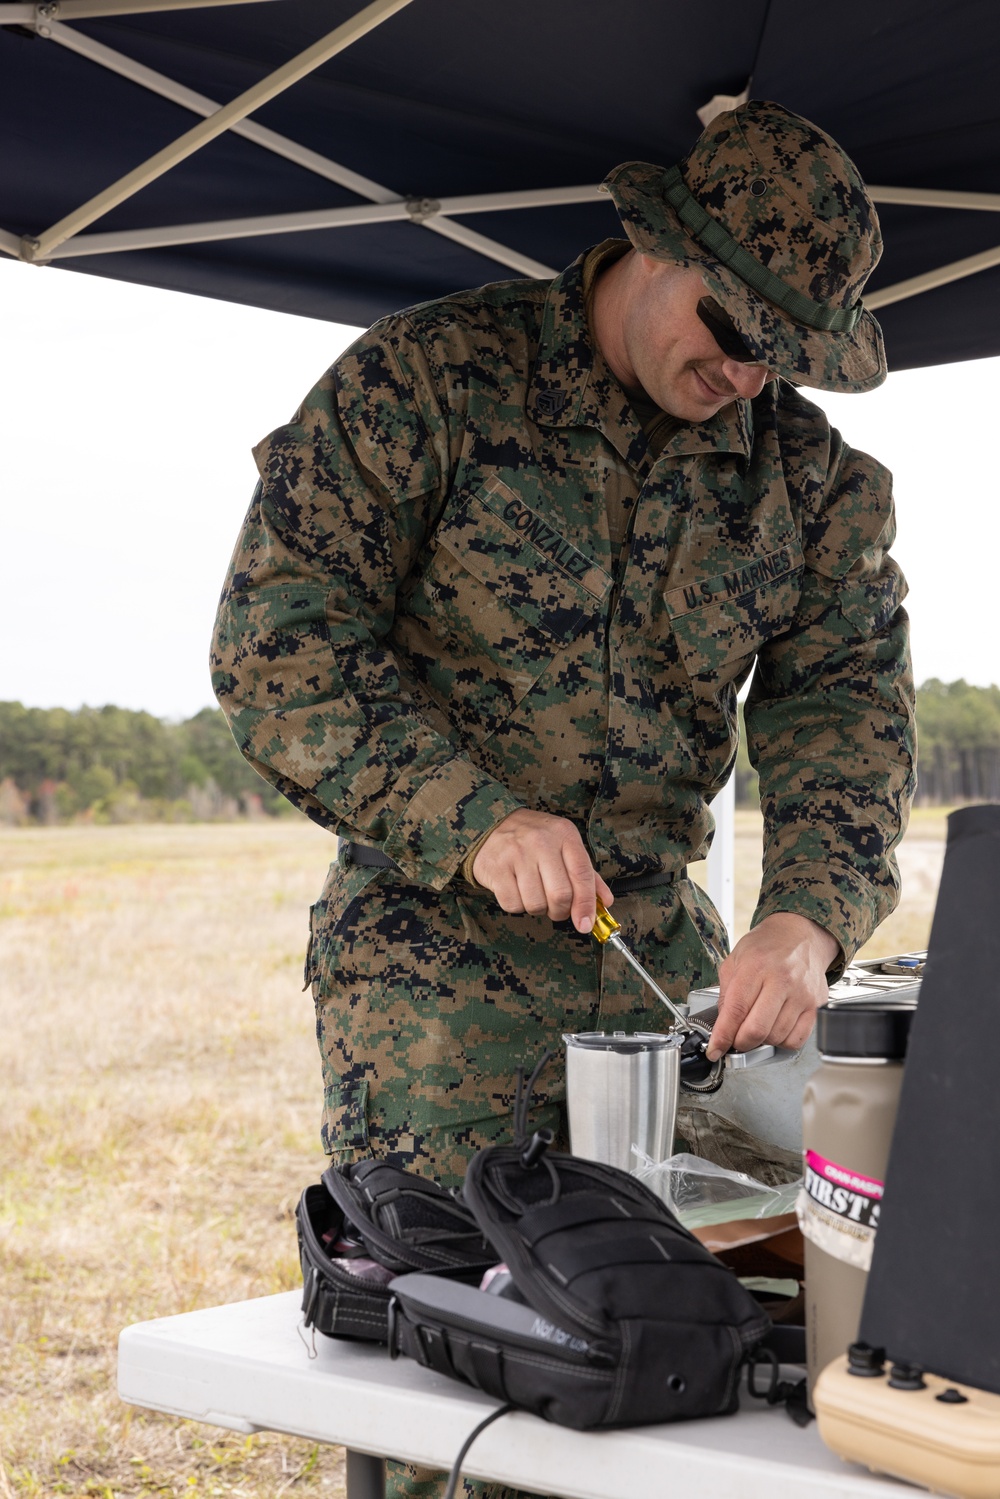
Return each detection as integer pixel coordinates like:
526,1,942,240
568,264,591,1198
434,484,611,643
803,447,894,580
836,558,908,638
665,540,805,678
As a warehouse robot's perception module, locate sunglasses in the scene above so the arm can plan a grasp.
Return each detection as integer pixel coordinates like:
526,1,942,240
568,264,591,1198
696,297,758,364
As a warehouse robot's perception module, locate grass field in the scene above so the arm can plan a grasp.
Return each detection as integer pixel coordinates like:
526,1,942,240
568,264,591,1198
0,820,341,1499
0,809,949,1496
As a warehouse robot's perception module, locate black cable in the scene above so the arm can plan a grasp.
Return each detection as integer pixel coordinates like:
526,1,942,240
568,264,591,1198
442,1403,515,1499
513,1065,526,1142
520,1047,554,1135
513,1048,555,1143
747,0,774,93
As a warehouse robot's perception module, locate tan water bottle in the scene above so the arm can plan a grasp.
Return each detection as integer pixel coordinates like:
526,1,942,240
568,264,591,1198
800,1002,915,1403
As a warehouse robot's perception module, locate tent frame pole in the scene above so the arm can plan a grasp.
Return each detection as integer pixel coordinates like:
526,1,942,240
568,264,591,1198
18,14,558,278
0,0,272,20
41,187,601,259
866,241,1000,310
4,7,1000,301
21,0,416,262
867,185,1000,213
41,17,400,206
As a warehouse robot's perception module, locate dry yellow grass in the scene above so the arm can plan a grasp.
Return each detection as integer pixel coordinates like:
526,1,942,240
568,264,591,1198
0,811,948,1497
0,821,343,1499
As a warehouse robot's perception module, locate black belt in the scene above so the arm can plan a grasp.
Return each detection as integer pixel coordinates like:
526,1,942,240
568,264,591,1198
608,868,680,896
343,843,400,870
342,843,681,896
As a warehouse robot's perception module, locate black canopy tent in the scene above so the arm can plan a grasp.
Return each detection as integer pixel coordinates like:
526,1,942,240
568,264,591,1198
1,0,999,374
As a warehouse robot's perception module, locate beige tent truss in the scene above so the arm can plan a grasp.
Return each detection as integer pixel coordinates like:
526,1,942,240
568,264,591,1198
0,0,998,308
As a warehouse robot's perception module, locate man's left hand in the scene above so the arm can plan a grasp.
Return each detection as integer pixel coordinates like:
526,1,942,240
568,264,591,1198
706,912,840,1061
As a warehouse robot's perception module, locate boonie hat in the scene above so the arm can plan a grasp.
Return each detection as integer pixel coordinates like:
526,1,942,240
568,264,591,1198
603,100,886,393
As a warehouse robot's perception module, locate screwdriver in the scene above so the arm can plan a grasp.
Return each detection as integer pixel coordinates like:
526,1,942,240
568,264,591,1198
590,898,694,1036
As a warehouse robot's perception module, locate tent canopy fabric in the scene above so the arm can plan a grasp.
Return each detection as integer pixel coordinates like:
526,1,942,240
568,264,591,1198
2,0,999,372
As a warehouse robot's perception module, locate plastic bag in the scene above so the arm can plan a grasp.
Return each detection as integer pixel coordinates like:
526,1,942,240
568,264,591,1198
632,1150,802,1230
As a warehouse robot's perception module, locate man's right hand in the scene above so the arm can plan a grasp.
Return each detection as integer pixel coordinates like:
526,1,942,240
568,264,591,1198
470,808,613,933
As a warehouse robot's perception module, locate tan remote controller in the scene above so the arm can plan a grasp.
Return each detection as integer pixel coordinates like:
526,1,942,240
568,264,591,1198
814,1350,1000,1499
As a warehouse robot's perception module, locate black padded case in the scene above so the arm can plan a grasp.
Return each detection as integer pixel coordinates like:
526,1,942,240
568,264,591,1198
296,1159,496,1343
390,1143,769,1428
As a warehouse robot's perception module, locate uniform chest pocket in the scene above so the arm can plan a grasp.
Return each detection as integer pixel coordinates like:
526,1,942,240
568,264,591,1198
435,479,610,636
664,540,805,681
395,480,611,746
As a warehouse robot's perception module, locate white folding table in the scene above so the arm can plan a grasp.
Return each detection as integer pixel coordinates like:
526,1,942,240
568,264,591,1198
117,1291,909,1499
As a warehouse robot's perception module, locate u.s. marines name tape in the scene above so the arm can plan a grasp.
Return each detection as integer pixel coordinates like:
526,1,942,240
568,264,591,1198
664,543,802,618
796,1147,884,1271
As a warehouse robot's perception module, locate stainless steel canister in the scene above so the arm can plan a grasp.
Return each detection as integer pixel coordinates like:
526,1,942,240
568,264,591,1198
562,1031,681,1172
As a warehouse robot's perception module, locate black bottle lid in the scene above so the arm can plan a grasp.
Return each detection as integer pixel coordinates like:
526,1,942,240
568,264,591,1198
846,1341,886,1377
817,1002,915,1061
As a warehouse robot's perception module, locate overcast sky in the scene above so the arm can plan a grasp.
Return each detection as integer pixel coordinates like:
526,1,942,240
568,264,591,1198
3,254,999,720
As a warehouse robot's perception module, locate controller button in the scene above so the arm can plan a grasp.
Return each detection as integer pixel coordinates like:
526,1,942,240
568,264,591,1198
847,1341,886,1377
888,1362,926,1390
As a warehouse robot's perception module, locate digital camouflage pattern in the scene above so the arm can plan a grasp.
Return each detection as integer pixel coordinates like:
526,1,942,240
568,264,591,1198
605,100,887,393
212,244,914,1006
213,231,914,1499
304,855,725,1178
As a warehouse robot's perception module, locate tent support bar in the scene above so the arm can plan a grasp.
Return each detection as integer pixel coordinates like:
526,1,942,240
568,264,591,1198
867,241,1000,309
45,188,594,258
44,196,560,278
22,0,415,261
12,15,997,290
869,185,1000,213
0,0,272,19
45,18,398,205
421,217,555,278
38,192,1000,303
26,23,1000,222
35,18,561,277
419,186,604,215
33,16,563,278
52,202,414,254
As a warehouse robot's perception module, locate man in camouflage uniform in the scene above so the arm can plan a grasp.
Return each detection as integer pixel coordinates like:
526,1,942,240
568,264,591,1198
213,101,913,1496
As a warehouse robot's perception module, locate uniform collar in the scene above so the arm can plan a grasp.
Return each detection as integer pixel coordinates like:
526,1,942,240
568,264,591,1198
527,243,754,467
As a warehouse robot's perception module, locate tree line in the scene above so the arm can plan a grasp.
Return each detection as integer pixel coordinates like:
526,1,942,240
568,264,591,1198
0,678,995,825
0,701,289,824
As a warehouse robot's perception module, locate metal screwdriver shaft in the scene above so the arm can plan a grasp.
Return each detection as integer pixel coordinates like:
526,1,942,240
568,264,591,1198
591,900,693,1034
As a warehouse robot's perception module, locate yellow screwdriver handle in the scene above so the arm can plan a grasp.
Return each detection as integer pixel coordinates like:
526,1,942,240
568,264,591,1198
591,899,621,944
590,898,693,1036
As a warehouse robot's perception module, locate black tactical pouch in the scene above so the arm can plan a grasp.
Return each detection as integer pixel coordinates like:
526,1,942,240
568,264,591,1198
296,1159,497,1344
388,1059,770,1429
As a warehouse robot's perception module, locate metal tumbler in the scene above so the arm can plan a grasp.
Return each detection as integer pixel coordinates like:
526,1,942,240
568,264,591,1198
562,1031,681,1173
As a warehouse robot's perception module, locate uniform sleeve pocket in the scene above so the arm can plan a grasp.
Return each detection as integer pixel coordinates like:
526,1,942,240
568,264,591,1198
833,556,908,639
665,540,805,678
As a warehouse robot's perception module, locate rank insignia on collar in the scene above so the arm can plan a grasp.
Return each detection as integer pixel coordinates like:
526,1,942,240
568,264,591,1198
534,389,568,416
